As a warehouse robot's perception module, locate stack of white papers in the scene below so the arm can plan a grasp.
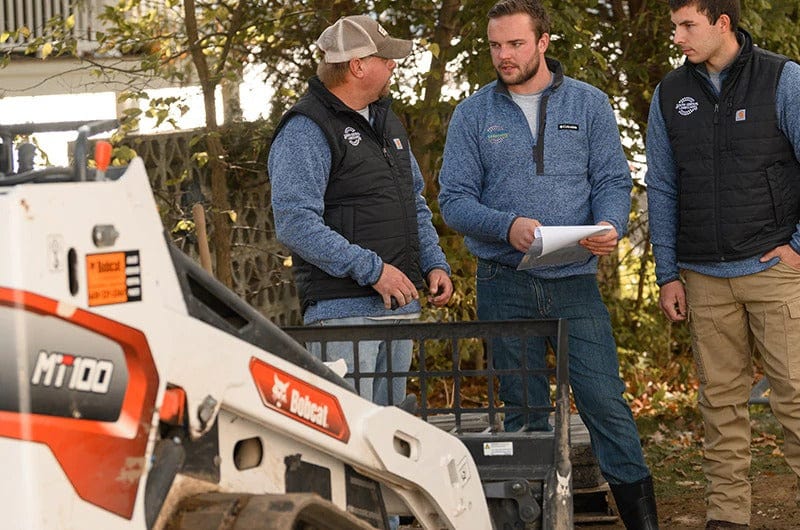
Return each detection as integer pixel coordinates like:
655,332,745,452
517,225,612,270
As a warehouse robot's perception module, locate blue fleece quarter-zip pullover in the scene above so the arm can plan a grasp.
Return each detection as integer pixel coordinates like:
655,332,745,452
438,58,632,277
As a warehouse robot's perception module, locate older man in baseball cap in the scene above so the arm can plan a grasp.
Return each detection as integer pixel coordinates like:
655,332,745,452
267,4,454,464
268,19,452,520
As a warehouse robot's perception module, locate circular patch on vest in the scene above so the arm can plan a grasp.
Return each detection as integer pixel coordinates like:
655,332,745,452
675,96,699,116
343,126,362,146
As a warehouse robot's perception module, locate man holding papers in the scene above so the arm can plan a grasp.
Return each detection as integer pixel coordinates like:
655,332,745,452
438,1,657,527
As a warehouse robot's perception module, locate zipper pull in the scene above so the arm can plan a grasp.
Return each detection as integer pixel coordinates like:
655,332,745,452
714,103,719,125
382,147,395,167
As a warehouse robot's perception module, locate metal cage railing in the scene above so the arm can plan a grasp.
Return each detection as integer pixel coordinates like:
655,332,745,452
284,319,574,529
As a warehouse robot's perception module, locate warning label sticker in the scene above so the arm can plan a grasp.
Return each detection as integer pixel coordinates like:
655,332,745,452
87,251,142,307
483,441,514,457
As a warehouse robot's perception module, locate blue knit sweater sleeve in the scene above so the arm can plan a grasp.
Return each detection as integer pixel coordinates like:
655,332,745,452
587,94,634,237
411,154,452,277
777,61,800,255
268,115,383,286
644,84,681,286
439,104,518,243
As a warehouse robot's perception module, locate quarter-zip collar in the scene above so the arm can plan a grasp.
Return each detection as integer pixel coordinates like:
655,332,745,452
493,57,564,175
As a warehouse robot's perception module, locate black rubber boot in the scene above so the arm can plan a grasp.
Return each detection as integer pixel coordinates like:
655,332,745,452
610,475,659,529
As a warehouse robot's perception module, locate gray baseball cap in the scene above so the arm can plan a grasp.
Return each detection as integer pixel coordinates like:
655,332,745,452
316,15,413,63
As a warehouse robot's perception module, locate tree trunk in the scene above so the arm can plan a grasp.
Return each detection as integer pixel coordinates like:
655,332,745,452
221,71,243,124
184,0,234,288
410,0,462,195
206,132,234,289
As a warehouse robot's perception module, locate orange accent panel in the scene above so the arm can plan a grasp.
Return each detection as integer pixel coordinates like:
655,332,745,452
159,387,186,425
0,288,160,519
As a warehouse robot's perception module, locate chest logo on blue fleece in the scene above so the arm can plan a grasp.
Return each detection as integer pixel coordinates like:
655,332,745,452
485,125,510,144
343,127,362,147
558,124,579,131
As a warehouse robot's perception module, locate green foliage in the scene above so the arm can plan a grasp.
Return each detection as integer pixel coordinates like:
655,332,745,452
3,13,79,58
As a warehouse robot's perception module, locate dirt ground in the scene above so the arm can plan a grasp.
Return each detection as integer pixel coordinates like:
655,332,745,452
577,472,800,529
658,473,800,529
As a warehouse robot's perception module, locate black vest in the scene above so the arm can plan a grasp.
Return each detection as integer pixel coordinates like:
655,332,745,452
658,30,800,262
274,77,423,312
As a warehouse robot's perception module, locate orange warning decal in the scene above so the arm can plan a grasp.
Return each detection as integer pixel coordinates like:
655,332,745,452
250,357,350,443
87,251,142,307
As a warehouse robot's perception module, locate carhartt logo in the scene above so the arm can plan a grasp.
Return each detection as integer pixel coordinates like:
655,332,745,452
393,138,403,150
675,97,699,116
343,127,362,146
735,109,746,122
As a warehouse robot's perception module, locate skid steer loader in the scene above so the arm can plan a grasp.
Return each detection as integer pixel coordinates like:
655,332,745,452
0,120,494,529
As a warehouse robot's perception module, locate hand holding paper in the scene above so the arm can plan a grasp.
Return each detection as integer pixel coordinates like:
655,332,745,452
517,225,613,269
508,217,542,253
580,222,619,256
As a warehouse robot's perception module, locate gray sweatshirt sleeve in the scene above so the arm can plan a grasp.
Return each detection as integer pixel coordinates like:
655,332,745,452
268,115,383,286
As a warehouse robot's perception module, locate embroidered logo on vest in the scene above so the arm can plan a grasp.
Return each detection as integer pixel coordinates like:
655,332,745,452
675,97,699,116
735,109,746,122
558,124,579,131
343,127,362,146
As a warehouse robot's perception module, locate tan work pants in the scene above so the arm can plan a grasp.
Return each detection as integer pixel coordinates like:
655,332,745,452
685,263,800,525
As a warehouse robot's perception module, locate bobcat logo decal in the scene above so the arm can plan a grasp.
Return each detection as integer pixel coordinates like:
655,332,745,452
272,374,290,408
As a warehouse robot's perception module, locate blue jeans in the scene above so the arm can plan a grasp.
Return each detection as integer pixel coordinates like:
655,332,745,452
307,316,412,407
477,260,650,484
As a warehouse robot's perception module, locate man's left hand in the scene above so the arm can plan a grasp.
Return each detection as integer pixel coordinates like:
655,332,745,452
760,244,800,269
427,269,453,307
580,221,619,256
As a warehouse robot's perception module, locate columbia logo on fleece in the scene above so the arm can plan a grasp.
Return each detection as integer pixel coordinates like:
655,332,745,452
343,127,362,146
558,124,579,131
